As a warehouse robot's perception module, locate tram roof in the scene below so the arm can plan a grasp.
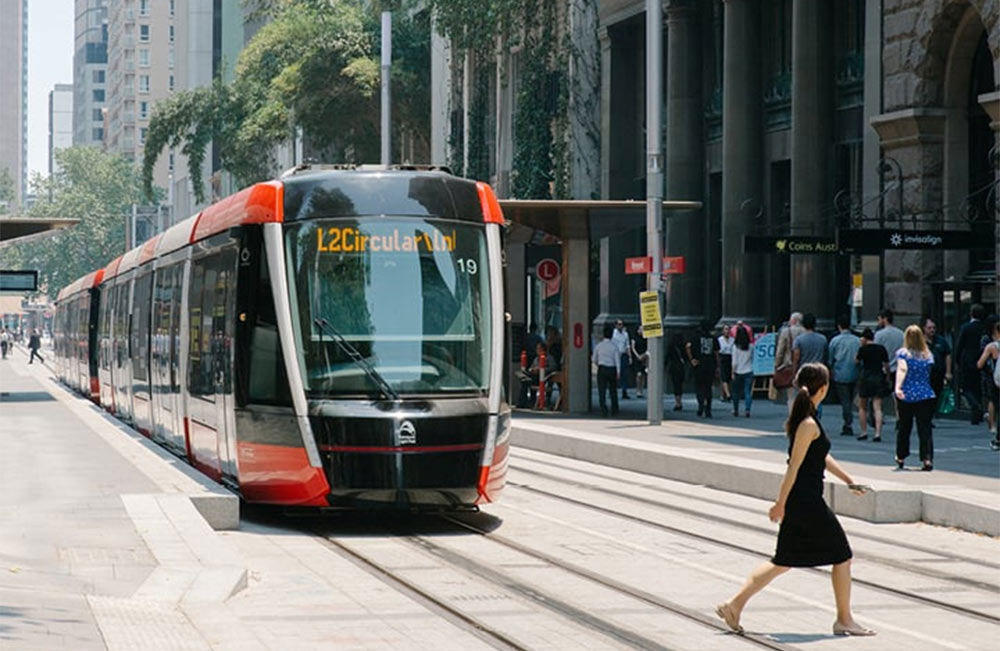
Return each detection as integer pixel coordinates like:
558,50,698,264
56,268,104,302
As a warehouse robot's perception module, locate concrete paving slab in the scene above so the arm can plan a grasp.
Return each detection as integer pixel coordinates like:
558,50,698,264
512,394,999,535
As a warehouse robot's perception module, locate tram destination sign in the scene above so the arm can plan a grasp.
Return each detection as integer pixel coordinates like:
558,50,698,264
743,236,839,254
837,229,983,254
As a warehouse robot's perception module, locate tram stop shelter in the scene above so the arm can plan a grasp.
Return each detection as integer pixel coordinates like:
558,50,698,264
0,216,79,245
498,199,701,414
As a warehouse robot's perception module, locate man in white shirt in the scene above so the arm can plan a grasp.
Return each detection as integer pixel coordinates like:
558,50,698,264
874,308,904,421
611,320,633,399
593,325,620,416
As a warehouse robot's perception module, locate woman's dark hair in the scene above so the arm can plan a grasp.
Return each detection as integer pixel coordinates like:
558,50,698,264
734,326,750,350
785,363,829,439
861,327,874,340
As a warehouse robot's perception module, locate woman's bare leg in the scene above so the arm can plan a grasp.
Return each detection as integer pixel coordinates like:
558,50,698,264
873,398,883,438
831,560,854,625
858,400,868,437
724,562,789,618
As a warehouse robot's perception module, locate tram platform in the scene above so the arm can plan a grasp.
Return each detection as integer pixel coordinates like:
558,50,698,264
512,392,1000,537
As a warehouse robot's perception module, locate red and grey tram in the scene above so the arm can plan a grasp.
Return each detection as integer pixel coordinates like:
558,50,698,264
53,167,510,508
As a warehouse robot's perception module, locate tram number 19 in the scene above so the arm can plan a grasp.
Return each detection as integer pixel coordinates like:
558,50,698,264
456,258,478,275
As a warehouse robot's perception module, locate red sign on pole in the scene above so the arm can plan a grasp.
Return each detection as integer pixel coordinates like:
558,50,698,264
662,256,686,274
535,258,560,281
624,256,652,274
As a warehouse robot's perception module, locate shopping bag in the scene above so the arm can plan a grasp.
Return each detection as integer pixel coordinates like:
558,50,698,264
936,385,955,415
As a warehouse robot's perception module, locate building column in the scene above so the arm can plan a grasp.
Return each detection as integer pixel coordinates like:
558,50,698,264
720,0,764,327
860,0,884,327
599,27,612,200
568,0,600,200
663,0,704,327
562,234,591,413
790,0,835,327
870,108,947,323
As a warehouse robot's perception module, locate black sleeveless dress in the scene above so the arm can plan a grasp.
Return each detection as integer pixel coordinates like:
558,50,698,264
771,421,853,567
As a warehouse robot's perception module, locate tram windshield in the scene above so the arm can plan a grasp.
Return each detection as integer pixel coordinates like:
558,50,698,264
284,218,492,396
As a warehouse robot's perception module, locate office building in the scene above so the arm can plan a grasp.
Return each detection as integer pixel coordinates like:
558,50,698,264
49,84,74,176
0,0,28,204
73,0,109,148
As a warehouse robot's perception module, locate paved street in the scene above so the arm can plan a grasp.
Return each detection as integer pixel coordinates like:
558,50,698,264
1,349,998,649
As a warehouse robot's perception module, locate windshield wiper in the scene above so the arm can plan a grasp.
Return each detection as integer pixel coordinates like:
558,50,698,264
312,317,400,401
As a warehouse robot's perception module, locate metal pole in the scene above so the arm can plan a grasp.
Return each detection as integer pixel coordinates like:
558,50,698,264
645,0,664,425
380,11,392,166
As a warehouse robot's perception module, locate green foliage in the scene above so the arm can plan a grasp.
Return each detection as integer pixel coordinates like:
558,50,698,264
0,167,15,209
144,0,431,203
0,147,148,298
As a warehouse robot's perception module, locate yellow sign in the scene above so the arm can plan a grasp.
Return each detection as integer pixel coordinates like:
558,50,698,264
317,226,456,253
638,291,663,338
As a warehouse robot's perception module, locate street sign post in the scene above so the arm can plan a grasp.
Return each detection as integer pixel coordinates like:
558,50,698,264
662,256,686,274
535,258,560,281
625,256,652,274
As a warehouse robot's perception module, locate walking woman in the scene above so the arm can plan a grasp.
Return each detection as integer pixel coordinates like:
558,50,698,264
976,319,1000,450
716,363,875,637
894,325,937,471
731,326,754,417
718,324,734,402
667,333,687,411
856,328,888,442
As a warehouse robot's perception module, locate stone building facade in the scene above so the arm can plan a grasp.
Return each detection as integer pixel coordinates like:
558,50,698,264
430,0,998,338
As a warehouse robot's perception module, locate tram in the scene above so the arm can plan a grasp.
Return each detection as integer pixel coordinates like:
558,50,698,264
53,167,510,508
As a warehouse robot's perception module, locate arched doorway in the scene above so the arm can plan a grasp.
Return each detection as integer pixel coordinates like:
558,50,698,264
935,5,998,340
967,31,996,277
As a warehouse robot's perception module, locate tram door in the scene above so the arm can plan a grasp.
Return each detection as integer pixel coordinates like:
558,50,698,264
187,246,238,483
150,261,185,453
131,270,154,436
112,279,133,422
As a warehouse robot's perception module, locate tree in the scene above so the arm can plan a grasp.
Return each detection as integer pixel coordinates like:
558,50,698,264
143,0,431,203
0,147,148,298
0,167,16,212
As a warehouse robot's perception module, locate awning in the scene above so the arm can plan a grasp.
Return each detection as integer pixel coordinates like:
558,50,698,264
0,216,79,246
498,199,701,241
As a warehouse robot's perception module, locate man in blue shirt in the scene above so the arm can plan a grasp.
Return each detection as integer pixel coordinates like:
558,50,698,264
829,316,861,436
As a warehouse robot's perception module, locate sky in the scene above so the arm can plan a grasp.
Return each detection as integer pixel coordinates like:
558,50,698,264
27,0,74,180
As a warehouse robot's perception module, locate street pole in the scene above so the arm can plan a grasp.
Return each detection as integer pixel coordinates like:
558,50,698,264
645,0,664,425
380,11,392,166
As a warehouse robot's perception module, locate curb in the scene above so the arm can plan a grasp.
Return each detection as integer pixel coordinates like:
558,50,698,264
512,422,998,536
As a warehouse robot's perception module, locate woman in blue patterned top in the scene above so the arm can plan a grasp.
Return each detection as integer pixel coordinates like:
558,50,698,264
894,325,937,471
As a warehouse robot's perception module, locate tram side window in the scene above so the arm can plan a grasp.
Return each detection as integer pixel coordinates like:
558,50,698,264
132,272,153,382
189,250,236,398
188,259,206,397
77,296,88,364
248,250,291,406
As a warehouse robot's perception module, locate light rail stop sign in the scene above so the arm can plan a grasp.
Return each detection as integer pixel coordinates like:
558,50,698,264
638,291,663,338
535,258,560,281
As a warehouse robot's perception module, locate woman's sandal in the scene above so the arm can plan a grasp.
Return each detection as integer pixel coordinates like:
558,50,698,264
833,621,876,636
715,603,744,634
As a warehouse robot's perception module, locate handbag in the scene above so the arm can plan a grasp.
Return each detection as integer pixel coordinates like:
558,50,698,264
937,384,955,415
773,366,794,389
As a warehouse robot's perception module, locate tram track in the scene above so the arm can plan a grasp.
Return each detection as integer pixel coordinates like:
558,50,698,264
312,518,793,650
512,452,1000,573
313,531,528,651
511,462,1000,595
502,476,1000,627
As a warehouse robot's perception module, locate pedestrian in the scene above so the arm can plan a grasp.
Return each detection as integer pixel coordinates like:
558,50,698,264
545,326,563,370
687,320,720,418
715,363,875,637
592,325,620,417
28,329,44,365
975,319,1000,448
894,325,937,471
828,316,861,437
612,320,633,400
922,317,952,412
631,325,650,398
774,312,805,404
856,328,888,442
718,324,734,403
667,332,687,411
0,327,9,359
524,323,543,367
956,304,987,424
731,326,754,417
